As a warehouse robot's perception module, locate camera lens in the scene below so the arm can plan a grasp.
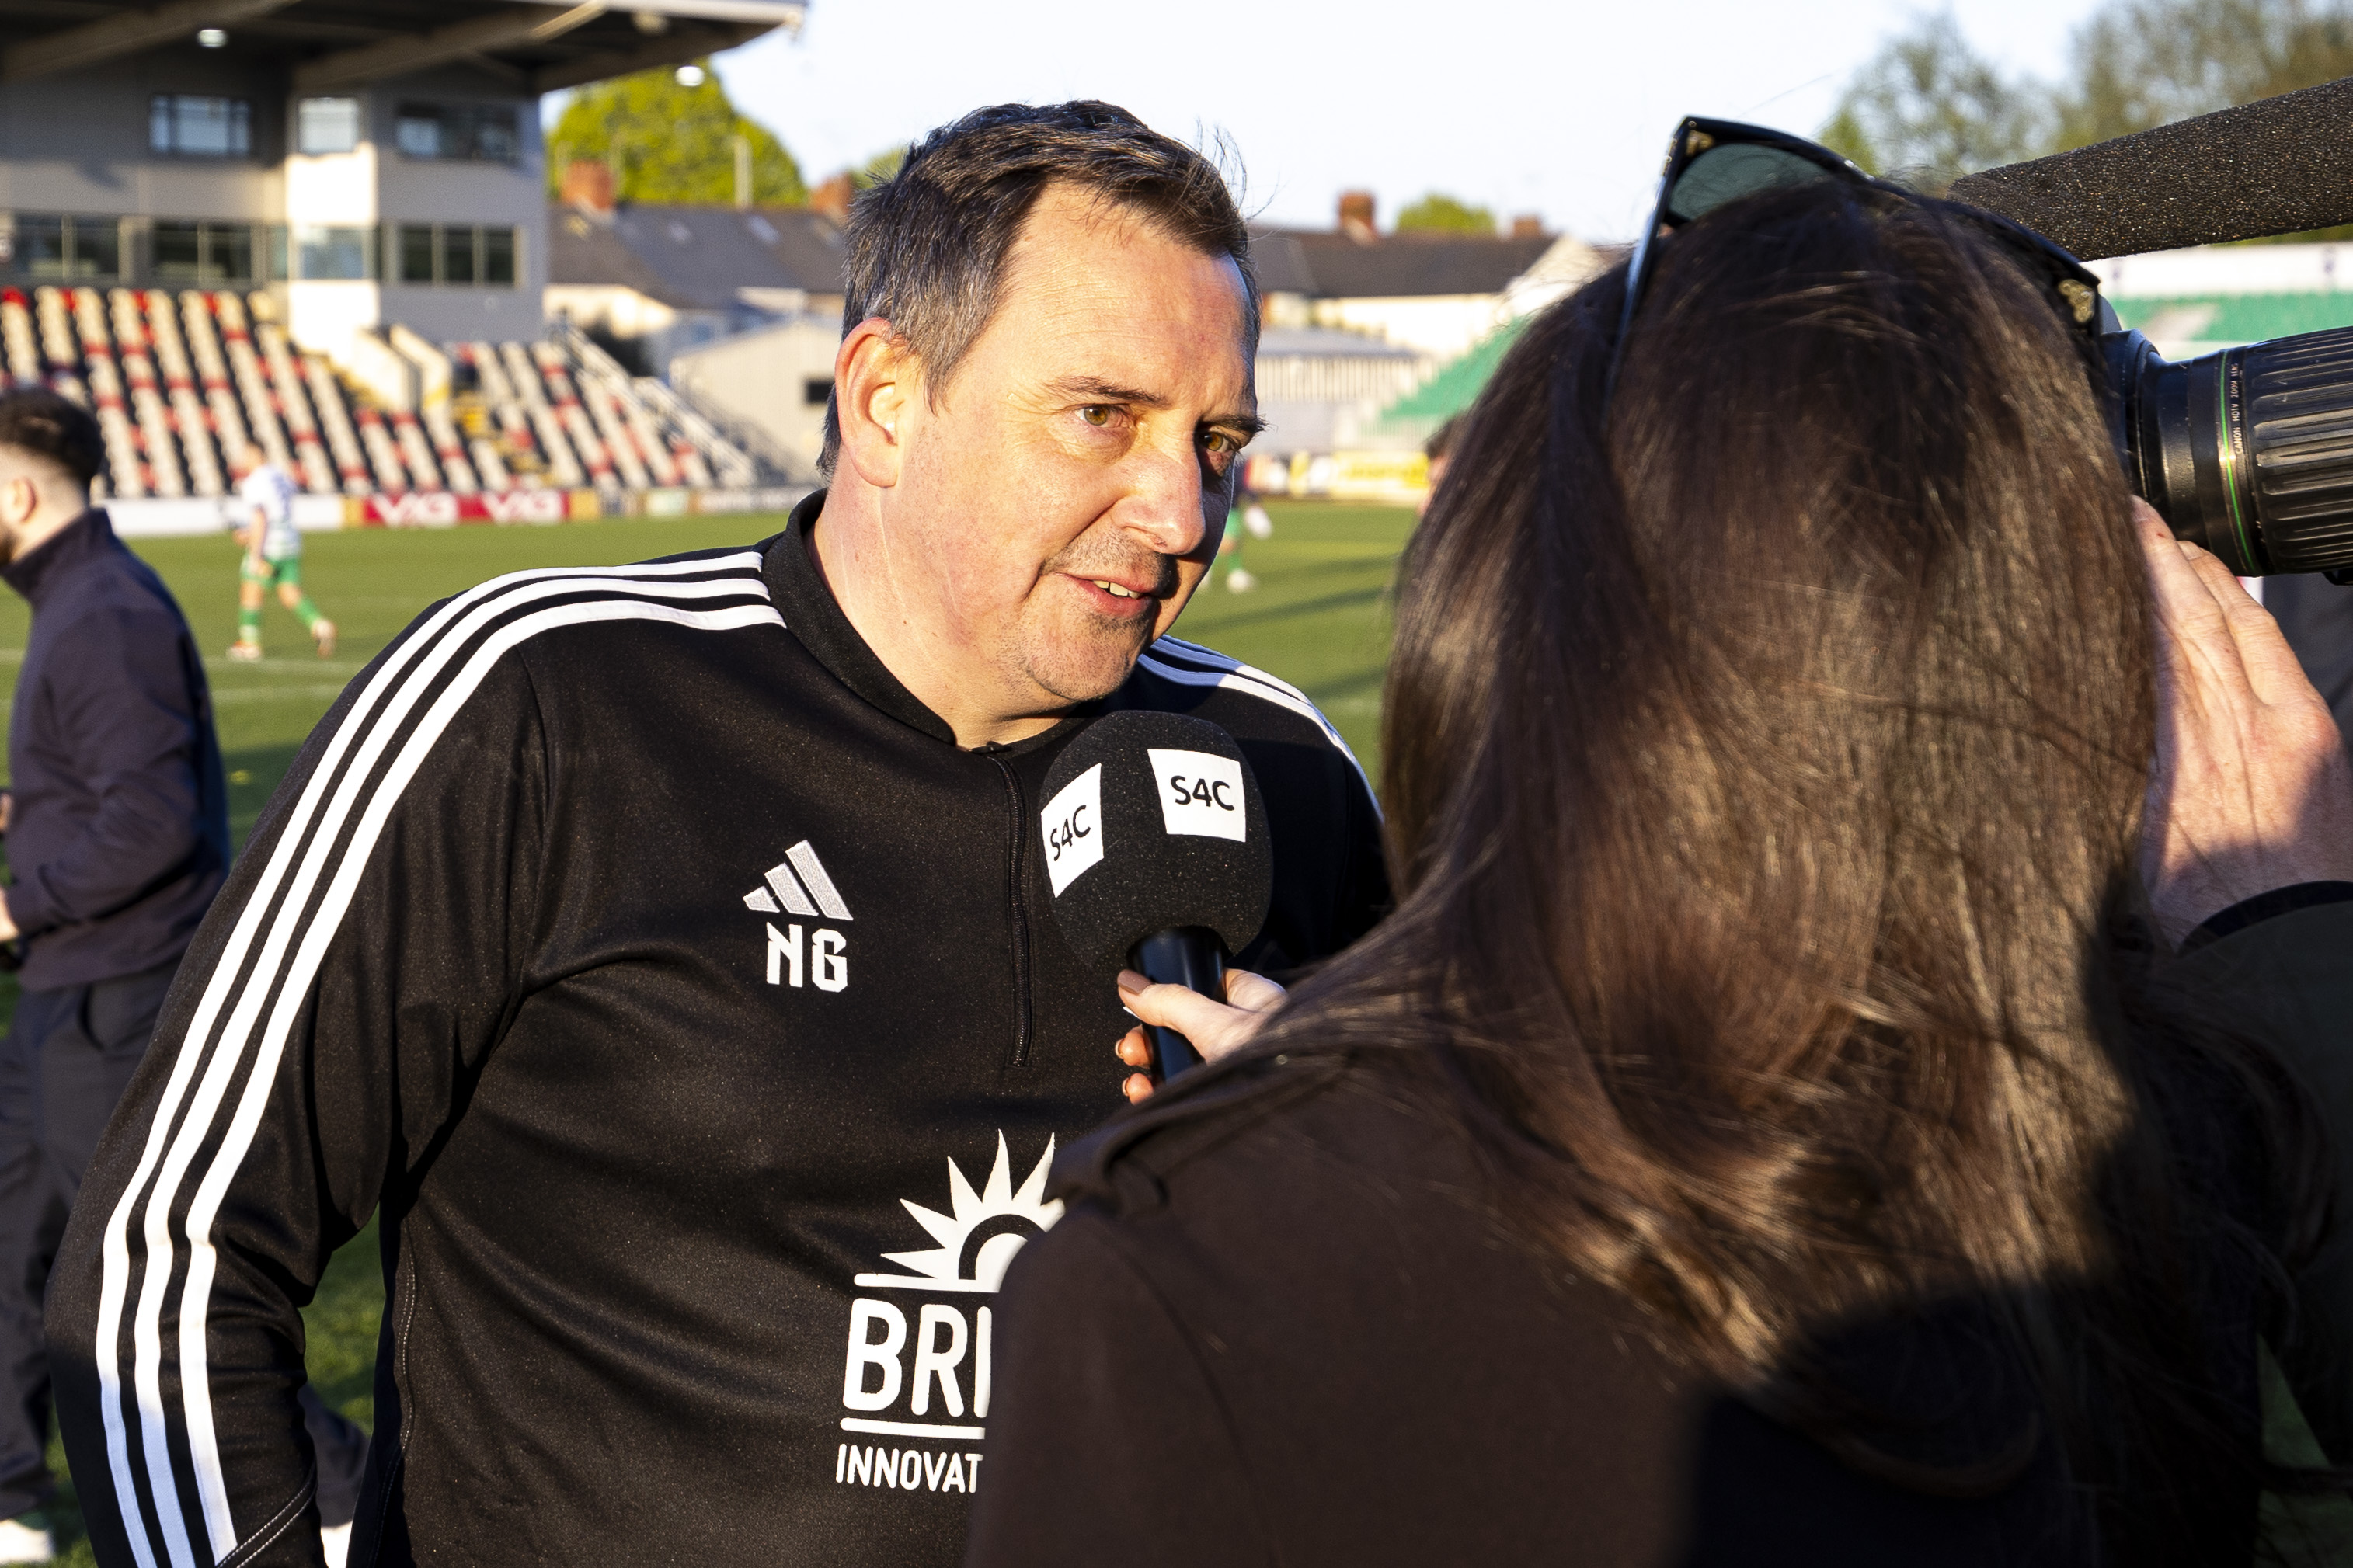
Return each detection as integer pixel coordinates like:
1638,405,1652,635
2112,325,2353,577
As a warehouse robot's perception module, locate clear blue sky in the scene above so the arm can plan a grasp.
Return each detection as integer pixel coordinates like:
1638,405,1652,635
673,0,2111,242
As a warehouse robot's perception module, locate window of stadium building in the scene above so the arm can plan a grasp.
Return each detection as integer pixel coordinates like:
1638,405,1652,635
393,103,520,163
150,95,252,158
153,221,257,285
395,224,519,287
296,96,362,156
295,225,377,280
12,216,121,281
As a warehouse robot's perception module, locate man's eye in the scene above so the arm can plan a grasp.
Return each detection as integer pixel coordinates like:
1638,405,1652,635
1202,431,1237,454
1079,406,1116,428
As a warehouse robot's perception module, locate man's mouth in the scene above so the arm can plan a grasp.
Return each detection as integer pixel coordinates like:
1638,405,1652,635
1090,579,1143,600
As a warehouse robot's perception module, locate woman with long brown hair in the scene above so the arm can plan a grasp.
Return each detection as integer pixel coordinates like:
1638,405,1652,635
966,149,2353,1566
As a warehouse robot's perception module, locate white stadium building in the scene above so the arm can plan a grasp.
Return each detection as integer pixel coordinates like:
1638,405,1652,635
0,0,808,531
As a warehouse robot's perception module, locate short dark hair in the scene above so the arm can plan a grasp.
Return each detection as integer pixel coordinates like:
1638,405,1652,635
0,387,103,488
822,101,1258,475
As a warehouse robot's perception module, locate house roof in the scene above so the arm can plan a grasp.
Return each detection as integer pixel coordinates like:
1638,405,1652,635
1248,228,1558,300
548,202,846,311
0,1,802,92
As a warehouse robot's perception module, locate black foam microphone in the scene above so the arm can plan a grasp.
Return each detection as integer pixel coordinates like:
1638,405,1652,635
1037,710,1272,1080
1949,75,2353,259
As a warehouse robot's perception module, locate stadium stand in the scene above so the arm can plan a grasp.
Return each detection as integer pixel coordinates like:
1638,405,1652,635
0,284,762,504
0,0,802,527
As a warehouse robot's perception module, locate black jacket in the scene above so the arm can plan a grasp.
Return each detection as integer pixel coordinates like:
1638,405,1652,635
47,500,1387,1568
1,508,228,990
968,898,2353,1568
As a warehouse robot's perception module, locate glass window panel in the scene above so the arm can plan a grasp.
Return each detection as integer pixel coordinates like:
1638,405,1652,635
173,97,236,156
393,103,518,162
296,97,360,156
267,224,288,283
150,96,252,157
395,113,440,158
441,227,476,287
398,225,437,284
473,111,517,163
482,226,515,286
153,220,203,283
210,224,254,283
296,225,374,280
71,220,120,280
18,217,66,280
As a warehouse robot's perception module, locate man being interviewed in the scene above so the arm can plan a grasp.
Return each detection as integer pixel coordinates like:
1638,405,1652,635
47,103,1384,1568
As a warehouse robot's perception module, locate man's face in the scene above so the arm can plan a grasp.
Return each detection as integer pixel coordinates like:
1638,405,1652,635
886,186,1258,711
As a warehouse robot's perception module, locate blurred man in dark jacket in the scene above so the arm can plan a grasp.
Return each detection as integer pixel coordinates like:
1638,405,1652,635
0,389,227,1562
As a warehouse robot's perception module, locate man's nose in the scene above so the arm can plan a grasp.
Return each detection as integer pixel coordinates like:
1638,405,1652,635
1116,442,1209,558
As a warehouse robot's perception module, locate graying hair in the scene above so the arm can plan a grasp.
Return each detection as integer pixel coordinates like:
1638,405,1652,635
820,101,1259,475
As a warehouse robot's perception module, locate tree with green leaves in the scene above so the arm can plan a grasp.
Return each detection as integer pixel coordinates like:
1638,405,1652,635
1394,193,1498,235
1818,13,2045,190
1819,0,2353,235
2052,0,2353,148
849,146,907,192
546,62,806,207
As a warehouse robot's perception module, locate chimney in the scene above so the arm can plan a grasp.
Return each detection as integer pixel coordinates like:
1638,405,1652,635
1338,189,1376,242
811,173,854,225
562,159,615,217
1511,214,1544,240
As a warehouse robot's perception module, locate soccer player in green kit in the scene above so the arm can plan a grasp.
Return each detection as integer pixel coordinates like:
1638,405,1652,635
226,443,335,661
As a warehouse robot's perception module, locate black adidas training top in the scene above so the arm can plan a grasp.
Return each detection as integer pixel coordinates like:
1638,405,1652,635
46,495,1387,1568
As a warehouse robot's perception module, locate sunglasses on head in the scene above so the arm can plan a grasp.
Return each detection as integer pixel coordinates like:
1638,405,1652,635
1603,116,2110,411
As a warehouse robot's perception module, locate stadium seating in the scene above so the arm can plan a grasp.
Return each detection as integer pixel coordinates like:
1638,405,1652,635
0,286,759,502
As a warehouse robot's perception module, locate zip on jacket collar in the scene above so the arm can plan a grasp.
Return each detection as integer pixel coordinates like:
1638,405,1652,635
764,491,1098,756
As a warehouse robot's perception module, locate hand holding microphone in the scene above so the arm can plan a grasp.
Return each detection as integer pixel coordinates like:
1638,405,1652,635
1112,966,1285,1104
1037,709,1276,1095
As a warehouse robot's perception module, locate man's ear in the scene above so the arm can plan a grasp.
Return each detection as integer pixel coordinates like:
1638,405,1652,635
834,316,917,489
0,472,34,532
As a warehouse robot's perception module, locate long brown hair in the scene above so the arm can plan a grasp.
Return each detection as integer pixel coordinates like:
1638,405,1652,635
1255,180,2333,1552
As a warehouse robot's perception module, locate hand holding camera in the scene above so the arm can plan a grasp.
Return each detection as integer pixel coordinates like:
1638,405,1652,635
2138,498,2353,942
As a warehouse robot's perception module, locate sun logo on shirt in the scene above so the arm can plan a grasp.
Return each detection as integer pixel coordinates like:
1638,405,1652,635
855,1135,1063,1293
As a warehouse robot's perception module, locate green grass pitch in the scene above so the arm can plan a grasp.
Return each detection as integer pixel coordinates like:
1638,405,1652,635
0,500,1413,1562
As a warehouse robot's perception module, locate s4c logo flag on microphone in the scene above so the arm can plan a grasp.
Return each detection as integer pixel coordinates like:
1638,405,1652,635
1040,765,1103,895
831,1135,1063,1498
1149,748,1248,840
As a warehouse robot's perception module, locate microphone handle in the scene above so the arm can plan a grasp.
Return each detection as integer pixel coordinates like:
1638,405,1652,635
1130,927,1228,1081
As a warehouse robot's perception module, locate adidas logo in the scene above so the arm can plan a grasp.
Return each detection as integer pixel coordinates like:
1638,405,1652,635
743,840,855,921
744,840,851,992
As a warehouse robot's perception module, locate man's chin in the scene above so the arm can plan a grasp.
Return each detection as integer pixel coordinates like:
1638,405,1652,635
1019,622,1158,706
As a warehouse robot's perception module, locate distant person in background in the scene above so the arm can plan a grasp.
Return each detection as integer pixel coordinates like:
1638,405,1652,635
228,444,335,661
1417,413,1459,519
1216,478,1274,591
0,391,229,1565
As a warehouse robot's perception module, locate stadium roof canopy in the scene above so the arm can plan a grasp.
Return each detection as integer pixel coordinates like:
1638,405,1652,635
0,0,806,92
